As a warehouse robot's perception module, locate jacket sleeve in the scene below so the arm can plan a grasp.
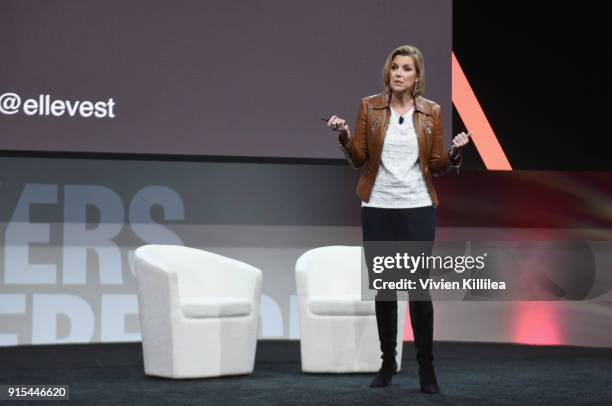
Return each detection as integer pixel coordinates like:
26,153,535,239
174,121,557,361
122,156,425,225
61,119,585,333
338,98,369,168
428,103,462,175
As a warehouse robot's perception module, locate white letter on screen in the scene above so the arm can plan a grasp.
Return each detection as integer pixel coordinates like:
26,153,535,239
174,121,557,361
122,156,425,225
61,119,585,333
32,294,94,344
63,185,124,285
4,184,57,284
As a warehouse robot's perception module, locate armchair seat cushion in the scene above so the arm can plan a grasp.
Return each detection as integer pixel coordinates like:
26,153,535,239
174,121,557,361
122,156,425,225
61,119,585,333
181,297,252,318
308,296,375,316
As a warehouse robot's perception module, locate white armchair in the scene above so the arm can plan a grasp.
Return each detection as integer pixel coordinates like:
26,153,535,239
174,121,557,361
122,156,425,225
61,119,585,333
134,245,262,378
295,246,407,373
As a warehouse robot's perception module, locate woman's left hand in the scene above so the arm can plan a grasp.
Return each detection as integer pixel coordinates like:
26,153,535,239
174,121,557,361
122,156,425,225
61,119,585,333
450,131,472,157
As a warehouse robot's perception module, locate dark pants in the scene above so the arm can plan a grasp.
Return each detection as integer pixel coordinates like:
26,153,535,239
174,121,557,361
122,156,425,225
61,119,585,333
361,205,436,367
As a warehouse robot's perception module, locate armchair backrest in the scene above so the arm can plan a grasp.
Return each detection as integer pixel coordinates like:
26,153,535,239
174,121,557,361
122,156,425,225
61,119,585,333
135,245,261,300
295,246,363,297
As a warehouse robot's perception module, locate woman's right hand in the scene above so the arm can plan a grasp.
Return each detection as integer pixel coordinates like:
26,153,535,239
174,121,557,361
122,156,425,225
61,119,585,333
326,115,350,137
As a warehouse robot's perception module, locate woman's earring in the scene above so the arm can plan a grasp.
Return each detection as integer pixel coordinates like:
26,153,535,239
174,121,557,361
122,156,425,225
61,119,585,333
413,81,419,97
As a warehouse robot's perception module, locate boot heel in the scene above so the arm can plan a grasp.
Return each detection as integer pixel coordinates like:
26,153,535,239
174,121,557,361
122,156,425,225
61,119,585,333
369,371,393,388
369,359,397,388
419,365,440,394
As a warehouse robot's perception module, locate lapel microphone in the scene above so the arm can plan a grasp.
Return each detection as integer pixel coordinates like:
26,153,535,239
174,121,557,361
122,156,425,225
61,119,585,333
399,116,404,125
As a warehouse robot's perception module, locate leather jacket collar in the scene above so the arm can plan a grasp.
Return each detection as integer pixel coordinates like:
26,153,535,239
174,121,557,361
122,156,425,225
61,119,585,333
368,91,433,116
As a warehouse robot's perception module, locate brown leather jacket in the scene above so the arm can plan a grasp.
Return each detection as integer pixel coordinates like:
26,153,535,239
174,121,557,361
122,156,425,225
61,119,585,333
338,91,461,207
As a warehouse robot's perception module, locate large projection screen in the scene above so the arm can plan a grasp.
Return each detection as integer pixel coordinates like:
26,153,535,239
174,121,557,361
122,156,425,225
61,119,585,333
0,0,452,159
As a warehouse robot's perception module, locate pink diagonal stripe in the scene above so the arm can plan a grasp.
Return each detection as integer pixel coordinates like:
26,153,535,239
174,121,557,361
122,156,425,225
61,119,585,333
452,52,512,170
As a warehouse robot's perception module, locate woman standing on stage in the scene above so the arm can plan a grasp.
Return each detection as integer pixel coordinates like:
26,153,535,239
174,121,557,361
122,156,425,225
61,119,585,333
325,45,471,393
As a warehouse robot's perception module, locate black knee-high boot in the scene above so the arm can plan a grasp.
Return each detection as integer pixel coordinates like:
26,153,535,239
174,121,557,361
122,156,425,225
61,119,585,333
369,298,398,388
409,299,440,394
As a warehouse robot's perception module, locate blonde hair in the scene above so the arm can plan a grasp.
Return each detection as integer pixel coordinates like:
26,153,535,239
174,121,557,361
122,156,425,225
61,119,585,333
382,45,426,96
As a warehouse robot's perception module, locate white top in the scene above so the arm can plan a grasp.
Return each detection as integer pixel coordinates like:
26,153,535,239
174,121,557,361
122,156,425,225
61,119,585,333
361,107,433,209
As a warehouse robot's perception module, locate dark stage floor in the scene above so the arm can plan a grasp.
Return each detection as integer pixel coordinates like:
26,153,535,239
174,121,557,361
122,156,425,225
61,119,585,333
1,340,611,405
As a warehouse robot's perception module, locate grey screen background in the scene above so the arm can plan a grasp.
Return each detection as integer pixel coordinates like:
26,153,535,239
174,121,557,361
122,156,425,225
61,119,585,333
0,0,452,158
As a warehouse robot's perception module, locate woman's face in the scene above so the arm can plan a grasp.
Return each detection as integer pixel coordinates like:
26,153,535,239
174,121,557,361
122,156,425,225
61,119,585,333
389,55,418,94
